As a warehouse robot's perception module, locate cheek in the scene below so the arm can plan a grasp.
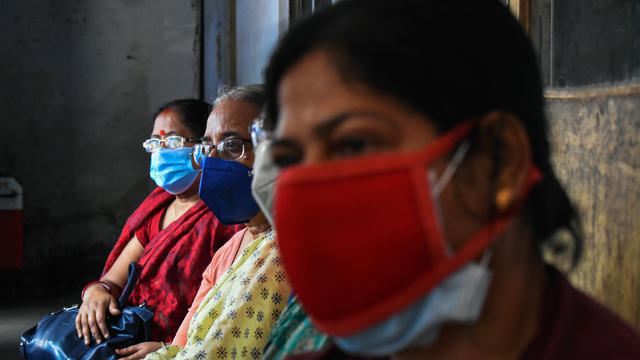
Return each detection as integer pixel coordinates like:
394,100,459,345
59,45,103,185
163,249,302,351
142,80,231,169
437,166,494,250
240,152,255,169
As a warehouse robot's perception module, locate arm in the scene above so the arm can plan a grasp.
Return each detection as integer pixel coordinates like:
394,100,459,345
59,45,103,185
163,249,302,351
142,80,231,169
172,260,218,346
75,235,145,345
115,341,164,360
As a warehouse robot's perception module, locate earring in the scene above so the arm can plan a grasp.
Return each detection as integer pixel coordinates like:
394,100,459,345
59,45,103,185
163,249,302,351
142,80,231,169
495,188,514,212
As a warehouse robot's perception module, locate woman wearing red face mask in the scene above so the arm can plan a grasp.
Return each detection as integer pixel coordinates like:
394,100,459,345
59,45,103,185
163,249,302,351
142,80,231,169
260,0,640,359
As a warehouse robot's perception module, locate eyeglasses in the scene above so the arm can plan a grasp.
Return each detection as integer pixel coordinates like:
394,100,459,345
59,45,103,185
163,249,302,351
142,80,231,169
192,137,253,164
250,117,271,147
142,136,201,153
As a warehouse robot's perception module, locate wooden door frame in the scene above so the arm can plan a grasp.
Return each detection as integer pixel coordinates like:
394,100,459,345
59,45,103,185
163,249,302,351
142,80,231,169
509,0,530,33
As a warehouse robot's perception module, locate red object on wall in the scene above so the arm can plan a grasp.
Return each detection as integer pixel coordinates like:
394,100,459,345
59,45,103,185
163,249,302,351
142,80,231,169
0,177,23,270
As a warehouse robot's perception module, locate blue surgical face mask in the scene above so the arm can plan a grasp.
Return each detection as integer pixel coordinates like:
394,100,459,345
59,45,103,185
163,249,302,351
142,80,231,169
333,259,492,356
149,148,200,195
251,140,277,226
198,156,261,225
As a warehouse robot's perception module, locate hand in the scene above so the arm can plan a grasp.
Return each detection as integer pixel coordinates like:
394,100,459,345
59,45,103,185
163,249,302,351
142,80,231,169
75,285,121,345
116,342,163,360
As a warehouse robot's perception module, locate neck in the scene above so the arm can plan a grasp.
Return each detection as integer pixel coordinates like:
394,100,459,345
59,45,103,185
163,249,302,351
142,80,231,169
173,175,201,205
174,189,199,204
396,221,546,360
465,232,545,356
244,212,271,240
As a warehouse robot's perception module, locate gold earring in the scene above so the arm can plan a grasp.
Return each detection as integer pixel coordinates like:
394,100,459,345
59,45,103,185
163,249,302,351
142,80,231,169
495,188,514,212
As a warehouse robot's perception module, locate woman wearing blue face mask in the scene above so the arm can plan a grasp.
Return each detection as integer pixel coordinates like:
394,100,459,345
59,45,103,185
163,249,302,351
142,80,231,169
141,85,292,360
260,1,640,359
76,99,242,359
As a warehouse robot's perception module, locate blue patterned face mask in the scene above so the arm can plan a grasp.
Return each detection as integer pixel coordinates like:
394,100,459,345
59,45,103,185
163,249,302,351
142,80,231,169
149,148,200,194
198,156,261,225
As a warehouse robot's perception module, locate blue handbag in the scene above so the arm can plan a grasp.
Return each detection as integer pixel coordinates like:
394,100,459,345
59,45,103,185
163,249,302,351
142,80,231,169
19,262,154,360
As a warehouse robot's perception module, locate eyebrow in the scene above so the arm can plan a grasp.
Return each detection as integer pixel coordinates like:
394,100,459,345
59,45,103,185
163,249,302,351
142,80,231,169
311,111,393,138
220,130,244,140
273,111,393,149
271,138,301,151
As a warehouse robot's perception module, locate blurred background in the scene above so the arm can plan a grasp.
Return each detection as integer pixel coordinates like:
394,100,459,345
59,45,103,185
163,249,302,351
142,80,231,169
0,0,639,353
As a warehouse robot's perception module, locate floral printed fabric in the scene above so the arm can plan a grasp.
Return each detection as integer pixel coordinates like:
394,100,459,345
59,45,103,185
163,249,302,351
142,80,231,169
262,296,331,360
145,229,291,360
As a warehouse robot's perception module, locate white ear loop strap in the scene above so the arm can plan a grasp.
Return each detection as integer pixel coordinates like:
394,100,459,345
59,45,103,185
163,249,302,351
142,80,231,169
431,141,471,197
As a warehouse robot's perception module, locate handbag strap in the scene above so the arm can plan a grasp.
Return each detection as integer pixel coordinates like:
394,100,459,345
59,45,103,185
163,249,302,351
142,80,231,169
118,262,140,308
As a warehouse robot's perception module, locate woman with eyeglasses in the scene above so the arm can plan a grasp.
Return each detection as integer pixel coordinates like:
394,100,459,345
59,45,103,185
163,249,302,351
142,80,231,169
258,0,640,359
76,99,242,358
132,85,291,360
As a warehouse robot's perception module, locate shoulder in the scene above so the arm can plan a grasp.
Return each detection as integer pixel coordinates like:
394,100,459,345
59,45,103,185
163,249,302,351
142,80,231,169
204,230,246,271
543,268,640,359
221,229,246,251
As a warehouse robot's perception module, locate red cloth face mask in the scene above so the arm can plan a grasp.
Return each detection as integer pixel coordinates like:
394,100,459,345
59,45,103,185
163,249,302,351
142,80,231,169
274,119,542,336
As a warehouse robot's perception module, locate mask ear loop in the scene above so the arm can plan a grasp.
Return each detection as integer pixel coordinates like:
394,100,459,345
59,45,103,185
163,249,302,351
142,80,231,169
431,141,471,197
429,141,496,266
479,247,494,267
427,141,471,256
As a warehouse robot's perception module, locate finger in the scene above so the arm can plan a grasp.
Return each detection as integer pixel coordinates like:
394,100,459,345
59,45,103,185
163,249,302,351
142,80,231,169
81,313,92,345
120,349,143,360
75,313,83,338
95,309,110,339
116,345,137,356
108,297,121,315
87,311,103,344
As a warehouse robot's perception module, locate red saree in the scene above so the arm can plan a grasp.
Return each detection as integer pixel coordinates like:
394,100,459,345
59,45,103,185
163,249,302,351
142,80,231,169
102,187,242,342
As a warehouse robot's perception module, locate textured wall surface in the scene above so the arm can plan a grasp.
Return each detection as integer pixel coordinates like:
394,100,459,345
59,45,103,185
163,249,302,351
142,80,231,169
235,0,287,86
0,0,200,297
546,87,640,330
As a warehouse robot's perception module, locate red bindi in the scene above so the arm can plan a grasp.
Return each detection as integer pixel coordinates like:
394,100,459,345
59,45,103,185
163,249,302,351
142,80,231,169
162,108,170,115
160,130,165,136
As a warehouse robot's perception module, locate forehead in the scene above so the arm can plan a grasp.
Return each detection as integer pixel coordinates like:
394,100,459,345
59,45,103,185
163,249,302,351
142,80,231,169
205,99,260,141
276,49,378,137
276,48,438,148
152,110,190,135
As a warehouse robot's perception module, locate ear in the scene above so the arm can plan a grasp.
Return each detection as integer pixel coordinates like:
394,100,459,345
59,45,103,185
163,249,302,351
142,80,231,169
477,111,533,213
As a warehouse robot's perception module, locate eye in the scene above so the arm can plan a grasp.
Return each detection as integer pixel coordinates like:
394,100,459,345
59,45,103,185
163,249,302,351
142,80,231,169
271,147,303,169
224,140,243,154
165,136,184,149
330,135,381,159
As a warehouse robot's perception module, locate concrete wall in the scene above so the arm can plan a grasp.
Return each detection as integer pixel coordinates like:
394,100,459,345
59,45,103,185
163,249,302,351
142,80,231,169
235,0,285,85
0,0,201,297
203,0,235,101
547,87,640,331
203,0,289,98
530,0,640,330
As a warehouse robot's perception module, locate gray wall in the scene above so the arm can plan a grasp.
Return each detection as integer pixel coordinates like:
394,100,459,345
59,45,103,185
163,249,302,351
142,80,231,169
530,0,640,330
203,0,289,99
236,0,285,85
0,0,201,297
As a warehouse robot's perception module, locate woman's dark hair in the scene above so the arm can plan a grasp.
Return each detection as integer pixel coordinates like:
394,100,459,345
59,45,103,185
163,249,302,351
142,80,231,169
152,99,211,137
264,0,582,264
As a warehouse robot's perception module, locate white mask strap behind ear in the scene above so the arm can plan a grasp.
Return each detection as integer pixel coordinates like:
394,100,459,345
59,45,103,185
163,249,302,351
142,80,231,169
432,141,470,197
